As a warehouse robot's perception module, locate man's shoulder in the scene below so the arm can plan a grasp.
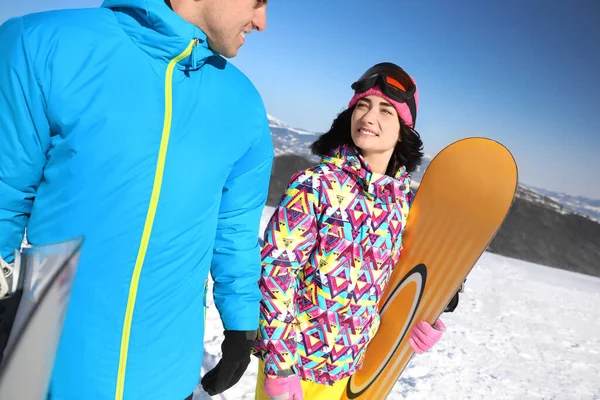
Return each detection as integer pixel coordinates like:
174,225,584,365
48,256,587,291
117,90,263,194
219,60,263,103
0,8,117,78
16,7,116,41
204,59,268,132
21,7,113,28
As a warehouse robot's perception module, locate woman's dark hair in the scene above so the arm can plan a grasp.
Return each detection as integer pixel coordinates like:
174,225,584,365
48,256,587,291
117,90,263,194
310,105,424,175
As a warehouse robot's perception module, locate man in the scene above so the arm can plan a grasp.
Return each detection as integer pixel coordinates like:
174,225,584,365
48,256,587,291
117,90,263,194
0,0,273,398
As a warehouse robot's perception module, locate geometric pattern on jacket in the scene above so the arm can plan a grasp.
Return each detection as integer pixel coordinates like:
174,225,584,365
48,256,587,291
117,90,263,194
253,145,413,385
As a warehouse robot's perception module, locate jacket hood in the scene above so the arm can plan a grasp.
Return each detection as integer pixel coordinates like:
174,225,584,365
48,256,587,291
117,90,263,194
101,0,217,69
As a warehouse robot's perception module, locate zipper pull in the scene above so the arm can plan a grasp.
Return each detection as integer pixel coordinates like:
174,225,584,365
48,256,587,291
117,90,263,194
190,38,200,69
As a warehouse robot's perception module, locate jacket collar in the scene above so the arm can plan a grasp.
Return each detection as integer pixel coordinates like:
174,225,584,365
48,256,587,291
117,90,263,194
102,0,218,70
321,145,411,201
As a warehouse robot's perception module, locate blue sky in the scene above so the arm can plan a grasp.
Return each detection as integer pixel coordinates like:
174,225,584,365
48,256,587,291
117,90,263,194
2,1,599,198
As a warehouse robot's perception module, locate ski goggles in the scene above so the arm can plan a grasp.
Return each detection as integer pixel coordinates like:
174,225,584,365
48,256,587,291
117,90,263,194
351,62,417,127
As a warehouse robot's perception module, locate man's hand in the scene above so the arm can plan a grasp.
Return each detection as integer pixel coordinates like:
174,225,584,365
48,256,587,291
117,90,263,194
201,330,255,395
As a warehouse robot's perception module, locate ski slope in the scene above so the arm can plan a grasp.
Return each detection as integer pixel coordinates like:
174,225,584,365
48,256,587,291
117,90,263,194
193,206,600,400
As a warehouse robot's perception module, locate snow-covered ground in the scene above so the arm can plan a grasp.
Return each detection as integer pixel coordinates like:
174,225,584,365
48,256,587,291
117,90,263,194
193,206,600,400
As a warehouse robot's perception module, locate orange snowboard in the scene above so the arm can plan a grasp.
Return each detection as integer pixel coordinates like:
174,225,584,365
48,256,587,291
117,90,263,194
342,137,518,399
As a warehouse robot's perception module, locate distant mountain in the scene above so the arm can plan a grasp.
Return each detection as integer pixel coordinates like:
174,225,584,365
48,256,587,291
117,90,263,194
488,186,600,277
519,184,600,223
268,114,320,160
265,116,600,277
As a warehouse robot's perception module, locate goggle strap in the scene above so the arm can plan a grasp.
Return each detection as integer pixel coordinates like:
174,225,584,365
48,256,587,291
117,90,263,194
406,96,417,128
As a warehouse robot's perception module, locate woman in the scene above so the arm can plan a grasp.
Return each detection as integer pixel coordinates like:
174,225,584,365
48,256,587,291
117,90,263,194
254,63,451,400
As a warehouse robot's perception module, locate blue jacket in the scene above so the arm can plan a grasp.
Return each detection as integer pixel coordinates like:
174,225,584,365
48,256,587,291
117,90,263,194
0,0,273,398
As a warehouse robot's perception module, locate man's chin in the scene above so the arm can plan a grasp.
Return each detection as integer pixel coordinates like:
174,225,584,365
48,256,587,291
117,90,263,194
222,46,240,58
221,51,238,59
208,42,238,59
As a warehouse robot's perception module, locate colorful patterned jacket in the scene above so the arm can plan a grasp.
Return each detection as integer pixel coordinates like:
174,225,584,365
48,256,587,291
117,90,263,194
254,145,414,384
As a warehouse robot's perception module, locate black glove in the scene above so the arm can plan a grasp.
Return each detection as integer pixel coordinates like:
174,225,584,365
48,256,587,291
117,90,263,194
201,330,255,396
444,291,460,313
0,290,23,365
444,280,466,313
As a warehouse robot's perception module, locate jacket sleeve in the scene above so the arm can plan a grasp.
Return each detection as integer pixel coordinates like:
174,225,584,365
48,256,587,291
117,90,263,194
0,17,50,262
210,118,273,332
258,170,321,378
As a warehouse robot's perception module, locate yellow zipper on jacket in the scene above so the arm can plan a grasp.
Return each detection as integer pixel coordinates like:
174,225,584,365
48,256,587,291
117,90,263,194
115,38,199,400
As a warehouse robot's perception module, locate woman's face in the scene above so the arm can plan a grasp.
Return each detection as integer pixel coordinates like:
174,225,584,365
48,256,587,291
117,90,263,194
350,95,401,157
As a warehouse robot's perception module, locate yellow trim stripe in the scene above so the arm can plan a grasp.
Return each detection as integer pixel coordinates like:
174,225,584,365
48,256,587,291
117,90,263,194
115,39,197,400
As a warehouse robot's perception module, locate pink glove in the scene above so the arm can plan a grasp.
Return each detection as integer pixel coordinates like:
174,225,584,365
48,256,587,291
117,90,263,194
409,319,446,354
264,375,304,400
